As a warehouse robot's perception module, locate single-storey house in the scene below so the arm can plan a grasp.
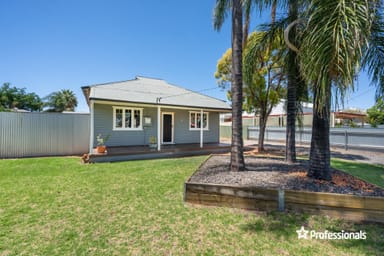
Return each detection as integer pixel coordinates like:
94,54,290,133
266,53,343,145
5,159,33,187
82,76,231,155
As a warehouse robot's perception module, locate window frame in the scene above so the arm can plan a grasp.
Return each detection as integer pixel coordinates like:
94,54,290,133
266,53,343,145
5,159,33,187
112,106,143,131
189,111,209,131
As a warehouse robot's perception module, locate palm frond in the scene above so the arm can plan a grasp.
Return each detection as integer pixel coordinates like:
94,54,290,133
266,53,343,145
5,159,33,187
213,0,231,31
244,18,288,82
258,16,290,44
299,0,373,109
362,1,384,100
243,31,266,84
252,0,289,14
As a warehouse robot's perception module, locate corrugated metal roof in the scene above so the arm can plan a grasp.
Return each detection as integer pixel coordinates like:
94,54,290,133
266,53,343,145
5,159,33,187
83,76,231,111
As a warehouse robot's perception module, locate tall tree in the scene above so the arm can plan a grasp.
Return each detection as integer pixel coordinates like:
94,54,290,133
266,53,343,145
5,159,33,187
295,0,383,180
214,0,245,171
244,32,286,151
215,31,286,152
245,0,306,162
230,0,246,171
44,89,78,112
285,0,300,163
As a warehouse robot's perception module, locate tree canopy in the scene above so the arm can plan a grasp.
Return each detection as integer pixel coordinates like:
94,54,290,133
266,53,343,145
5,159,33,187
215,31,286,151
367,99,384,128
44,89,78,112
0,83,43,112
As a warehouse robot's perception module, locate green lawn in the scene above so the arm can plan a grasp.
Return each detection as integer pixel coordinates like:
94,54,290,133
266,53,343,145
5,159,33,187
0,156,383,255
331,159,384,188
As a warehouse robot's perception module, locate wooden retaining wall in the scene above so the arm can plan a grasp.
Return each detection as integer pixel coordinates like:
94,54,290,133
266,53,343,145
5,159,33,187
184,182,384,223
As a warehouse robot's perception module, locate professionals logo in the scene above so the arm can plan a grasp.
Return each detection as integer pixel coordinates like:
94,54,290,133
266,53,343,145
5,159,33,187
296,226,367,240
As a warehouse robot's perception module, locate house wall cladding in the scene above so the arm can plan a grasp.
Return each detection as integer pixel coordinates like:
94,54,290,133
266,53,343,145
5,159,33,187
0,112,90,158
165,108,220,144
93,104,157,147
93,104,220,147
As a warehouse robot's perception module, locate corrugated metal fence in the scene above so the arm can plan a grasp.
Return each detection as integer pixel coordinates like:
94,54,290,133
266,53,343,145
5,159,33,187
246,127,384,150
0,112,90,158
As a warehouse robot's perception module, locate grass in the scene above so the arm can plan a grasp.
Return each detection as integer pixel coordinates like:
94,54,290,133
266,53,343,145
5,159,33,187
0,156,383,255
331,159,384,188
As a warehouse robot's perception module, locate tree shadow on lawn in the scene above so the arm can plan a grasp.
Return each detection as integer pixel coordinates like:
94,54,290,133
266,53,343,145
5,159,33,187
240,211,384,254
331,151,370,162
240,211,309,239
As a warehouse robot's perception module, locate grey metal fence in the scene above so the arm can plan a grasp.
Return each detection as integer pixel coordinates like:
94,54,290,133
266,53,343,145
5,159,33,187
0,112,90,158
247,127,384,150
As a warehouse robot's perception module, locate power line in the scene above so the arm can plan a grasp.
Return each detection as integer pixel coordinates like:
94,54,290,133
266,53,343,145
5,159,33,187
158,87,220,100
348,88,372,101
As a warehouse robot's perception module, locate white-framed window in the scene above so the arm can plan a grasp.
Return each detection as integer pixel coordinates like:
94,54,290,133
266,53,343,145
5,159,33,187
189,111,209,130
113,107,143,130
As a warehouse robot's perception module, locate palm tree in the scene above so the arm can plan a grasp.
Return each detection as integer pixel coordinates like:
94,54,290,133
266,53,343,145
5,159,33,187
284,0,299,163
44,89,78,112
215,0,309,168
295,0,383,180
243,0,304,162
214,0,245,171
60,89,78,111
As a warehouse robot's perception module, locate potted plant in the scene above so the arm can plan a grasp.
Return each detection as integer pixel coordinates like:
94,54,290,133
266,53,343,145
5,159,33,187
96,133,111,153
149,136,157,151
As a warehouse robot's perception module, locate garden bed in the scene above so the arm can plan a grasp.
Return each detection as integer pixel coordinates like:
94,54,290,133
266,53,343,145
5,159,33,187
184,155,384,223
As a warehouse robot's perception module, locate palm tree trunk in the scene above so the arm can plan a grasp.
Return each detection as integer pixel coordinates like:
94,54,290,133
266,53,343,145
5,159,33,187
285,0,298,163
230,0,245,171
242,0,251,49
271,0,277,24
308,83,332,181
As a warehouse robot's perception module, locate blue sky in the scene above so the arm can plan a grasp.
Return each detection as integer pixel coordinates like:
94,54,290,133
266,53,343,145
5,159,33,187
0,0,377,112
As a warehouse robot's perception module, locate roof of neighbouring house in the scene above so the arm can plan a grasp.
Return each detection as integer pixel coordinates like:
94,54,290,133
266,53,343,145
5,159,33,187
81,76,231,111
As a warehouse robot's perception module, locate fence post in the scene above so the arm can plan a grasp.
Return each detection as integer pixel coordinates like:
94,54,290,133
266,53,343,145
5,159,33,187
344,130,348,151
278,189,285,212
243,125,248,140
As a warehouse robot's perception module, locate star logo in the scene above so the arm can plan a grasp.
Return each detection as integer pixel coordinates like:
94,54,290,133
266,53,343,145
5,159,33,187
296,226,309,239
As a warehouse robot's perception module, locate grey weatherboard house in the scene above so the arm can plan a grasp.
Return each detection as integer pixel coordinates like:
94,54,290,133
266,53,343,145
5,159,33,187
82,76,231,154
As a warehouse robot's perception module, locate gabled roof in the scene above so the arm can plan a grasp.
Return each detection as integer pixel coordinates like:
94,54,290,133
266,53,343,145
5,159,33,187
82,76,231,111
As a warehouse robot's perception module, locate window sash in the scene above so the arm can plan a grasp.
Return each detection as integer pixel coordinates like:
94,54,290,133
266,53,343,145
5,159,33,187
113,107,142,130
189,112,209,130
115,109,123,128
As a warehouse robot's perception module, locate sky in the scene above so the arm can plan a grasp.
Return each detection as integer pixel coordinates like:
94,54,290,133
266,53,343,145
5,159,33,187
0,0,378,113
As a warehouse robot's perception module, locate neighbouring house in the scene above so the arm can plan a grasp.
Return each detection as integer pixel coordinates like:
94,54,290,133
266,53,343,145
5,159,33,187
82,76,231,154
220,100,314,127
221,101,368,128
333,110,367,127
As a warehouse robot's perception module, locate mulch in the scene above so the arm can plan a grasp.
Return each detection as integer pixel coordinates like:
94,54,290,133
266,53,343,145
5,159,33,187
189,154,384,197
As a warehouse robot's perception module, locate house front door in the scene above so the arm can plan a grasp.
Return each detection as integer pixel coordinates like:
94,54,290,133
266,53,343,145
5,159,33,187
162,113,173,144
